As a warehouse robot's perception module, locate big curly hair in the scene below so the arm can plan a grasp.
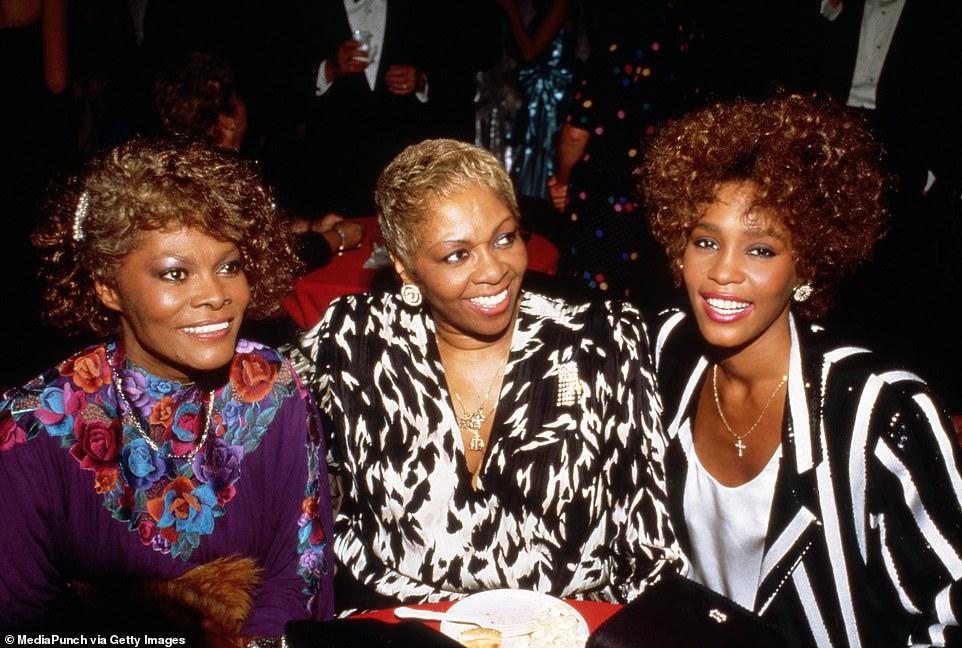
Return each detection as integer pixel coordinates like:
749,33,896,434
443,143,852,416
375,139,520,267
639,93,888,319
153,52,237,146
33,137,301,336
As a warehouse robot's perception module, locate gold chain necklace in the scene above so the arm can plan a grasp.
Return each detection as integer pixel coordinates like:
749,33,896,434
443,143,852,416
711,364,787,458
112,364,214,462
435,330,511,452
452,355,507,452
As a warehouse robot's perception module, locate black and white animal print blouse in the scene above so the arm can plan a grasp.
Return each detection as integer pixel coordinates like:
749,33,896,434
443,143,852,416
300,290,681,605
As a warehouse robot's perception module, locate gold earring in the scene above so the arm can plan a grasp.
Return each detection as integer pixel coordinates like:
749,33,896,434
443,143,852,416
400,283,422,307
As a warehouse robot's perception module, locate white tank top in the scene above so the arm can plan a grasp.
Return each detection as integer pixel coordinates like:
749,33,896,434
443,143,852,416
682,425,780,610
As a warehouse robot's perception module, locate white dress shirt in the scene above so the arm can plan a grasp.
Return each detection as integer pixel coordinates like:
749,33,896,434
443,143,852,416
316,0,388,94
821,0,907,110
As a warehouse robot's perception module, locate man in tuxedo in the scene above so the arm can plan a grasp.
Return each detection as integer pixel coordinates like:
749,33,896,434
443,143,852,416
785,0,962,412
292,0,430,216
786,0,959,197
291,0,501,216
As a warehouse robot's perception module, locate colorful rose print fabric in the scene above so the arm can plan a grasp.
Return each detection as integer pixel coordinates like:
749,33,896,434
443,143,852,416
0,339,329,608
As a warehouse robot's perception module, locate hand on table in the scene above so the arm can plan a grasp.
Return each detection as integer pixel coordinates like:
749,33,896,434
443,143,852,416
331,221,364,250
316,213,346,232
312,214,363,243
384,64,423,96
303,214,365,253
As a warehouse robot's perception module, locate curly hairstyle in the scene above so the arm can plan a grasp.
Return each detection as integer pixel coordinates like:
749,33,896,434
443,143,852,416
638,92,888,319
375,139,520,266
32,137,301,336
153,52,238,145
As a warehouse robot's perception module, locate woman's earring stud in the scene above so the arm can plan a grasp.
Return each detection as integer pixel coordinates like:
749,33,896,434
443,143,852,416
792,283,813,303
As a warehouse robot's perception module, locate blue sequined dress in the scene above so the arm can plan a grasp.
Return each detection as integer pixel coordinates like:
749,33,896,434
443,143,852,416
509,30,576,202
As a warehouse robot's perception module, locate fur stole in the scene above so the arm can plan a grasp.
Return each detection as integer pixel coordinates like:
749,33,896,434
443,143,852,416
68,556,262,637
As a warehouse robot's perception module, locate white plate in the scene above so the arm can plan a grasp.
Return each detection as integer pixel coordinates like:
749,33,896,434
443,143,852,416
439,589,589,647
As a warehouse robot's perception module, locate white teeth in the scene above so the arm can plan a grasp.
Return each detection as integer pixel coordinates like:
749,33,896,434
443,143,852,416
470,290,508,308
182,322,230,334
706,297,750,314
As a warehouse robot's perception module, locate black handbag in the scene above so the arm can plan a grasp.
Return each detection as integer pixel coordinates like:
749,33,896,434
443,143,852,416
586,572,800,648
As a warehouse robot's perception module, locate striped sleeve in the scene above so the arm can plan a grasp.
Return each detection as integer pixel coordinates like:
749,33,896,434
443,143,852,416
865,374,962,645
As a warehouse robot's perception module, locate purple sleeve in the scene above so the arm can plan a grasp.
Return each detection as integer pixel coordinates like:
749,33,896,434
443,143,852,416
241,388,335,635
0,362,336,632
0,432,69,628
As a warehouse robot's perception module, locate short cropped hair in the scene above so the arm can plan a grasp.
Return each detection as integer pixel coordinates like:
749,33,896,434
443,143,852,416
33,137,300,336
638,93,887,319
375,139,520,266
153,52,237,145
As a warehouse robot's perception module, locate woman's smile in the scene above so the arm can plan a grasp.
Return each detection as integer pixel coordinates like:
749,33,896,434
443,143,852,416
95,226,250,382
179,320,233,336
467,288,510,313
397,185,527,342
682,181,796,356
699,292,754,323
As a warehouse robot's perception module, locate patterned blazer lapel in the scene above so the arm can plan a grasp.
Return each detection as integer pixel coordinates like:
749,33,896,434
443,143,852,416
755,315,823,613
665,417,694,557
755,438,821,614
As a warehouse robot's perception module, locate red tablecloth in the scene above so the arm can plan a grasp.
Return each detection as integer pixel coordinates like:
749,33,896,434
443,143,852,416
351,599,621,634
284,217,560,330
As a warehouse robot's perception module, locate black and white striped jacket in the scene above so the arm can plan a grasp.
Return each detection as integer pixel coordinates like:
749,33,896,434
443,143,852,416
654,310,962,647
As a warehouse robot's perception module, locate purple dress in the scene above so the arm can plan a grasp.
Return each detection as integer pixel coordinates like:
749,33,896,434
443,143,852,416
0,339,334,633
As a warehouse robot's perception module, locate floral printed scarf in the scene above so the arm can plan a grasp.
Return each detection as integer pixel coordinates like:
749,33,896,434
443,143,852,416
0,339,329,607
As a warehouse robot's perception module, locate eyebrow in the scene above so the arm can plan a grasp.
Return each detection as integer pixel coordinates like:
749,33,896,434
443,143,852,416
437,217,516,246
154,245,241,264
692,221,787,242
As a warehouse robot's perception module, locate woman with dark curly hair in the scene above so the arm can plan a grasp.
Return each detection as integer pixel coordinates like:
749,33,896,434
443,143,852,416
152,51,247,151
0,138,334,640
639,93,962,646
151,51,364,269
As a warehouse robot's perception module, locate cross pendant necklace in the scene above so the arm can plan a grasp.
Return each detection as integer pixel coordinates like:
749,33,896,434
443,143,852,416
712,364,788,458
734,438,747,457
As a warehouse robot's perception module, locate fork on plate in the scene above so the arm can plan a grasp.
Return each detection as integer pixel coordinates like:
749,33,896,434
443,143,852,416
394,606,536,637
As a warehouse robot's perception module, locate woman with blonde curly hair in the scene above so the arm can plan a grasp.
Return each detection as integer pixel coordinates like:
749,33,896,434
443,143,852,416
639,93,962,646
0,137,334,641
